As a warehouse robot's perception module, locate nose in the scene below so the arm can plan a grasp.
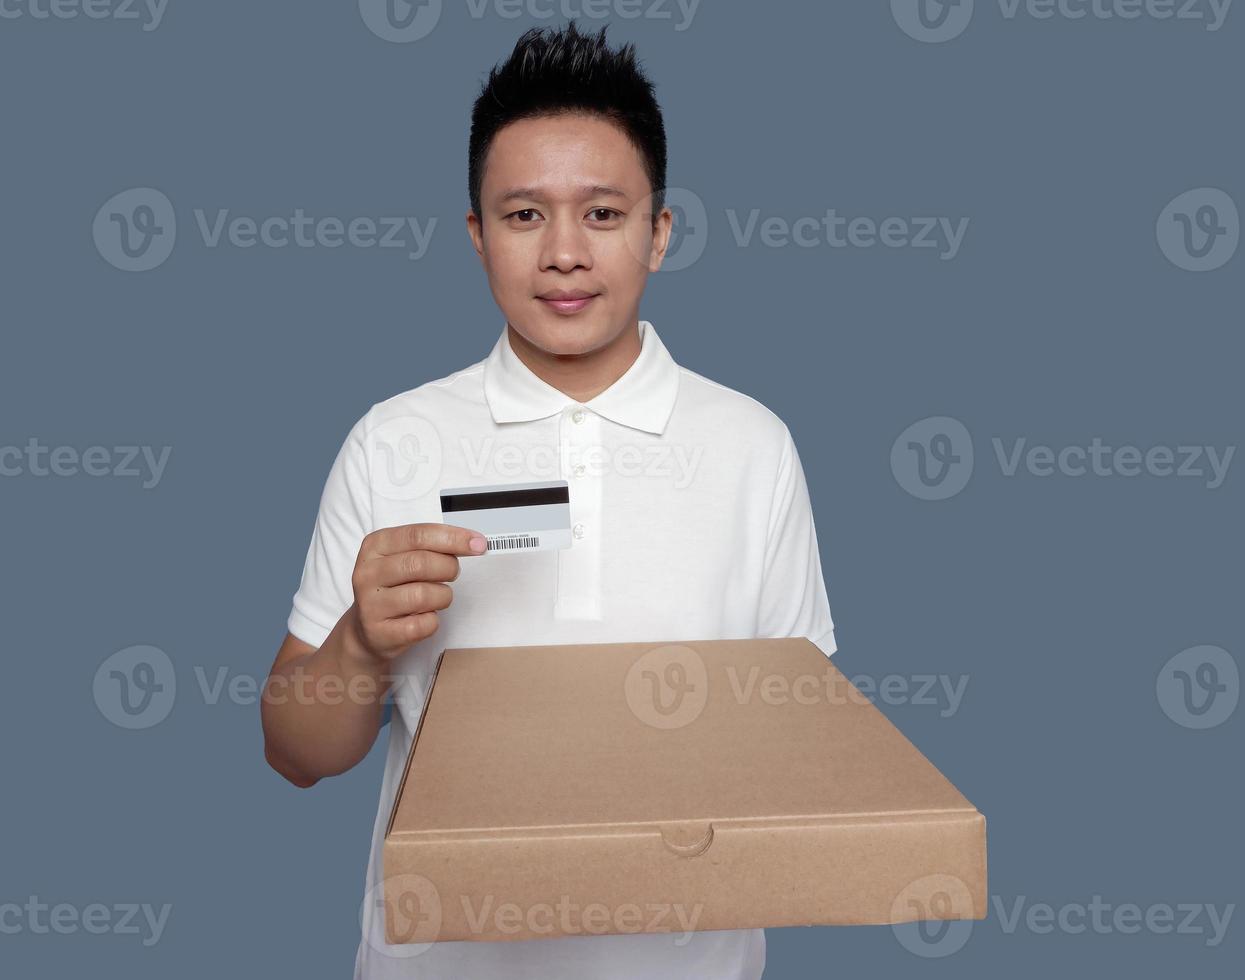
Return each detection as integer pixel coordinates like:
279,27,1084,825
539,211,593,274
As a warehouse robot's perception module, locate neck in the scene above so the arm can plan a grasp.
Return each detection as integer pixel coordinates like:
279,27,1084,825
507,321,643,403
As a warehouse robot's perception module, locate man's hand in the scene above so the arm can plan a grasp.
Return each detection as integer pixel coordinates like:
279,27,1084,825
262,522,487,786
345,523,488,664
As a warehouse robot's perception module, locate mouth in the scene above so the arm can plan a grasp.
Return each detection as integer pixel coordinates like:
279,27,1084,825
537,292,599,315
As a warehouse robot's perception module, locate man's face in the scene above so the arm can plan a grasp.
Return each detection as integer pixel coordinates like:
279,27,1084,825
468,112,672,358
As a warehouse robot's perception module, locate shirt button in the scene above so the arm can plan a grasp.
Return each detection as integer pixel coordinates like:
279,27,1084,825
572,409,586,424
572,523,585,539
572,463,586,478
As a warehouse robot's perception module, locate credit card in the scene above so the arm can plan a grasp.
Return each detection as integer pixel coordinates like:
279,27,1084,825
439,480,572,554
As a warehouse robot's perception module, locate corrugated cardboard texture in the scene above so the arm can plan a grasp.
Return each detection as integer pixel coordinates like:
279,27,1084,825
382,637,987,944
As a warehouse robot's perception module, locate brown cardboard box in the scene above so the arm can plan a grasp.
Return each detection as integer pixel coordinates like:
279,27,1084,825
382,637,987,944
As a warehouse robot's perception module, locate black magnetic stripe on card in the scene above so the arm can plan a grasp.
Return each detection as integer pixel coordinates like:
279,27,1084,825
440,485,570,512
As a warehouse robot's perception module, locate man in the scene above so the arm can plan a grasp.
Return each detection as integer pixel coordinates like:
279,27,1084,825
262,20,836,980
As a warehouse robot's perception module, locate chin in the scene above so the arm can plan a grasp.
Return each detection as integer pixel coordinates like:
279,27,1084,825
516,311,613,358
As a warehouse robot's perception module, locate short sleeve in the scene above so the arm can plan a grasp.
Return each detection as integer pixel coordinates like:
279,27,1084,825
756,425,837,657
287,413,374,648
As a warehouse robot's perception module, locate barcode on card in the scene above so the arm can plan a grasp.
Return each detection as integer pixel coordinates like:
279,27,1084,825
486,534,541,552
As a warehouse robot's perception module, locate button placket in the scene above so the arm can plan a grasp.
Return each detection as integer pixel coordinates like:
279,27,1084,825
555,406,603,620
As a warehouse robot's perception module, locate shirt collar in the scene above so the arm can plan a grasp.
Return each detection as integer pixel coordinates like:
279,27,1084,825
483,319,680,435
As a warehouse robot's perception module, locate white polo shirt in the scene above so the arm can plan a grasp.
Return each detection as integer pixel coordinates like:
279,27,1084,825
287,318,836,980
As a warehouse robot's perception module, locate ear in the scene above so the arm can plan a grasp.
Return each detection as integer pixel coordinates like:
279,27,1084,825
466,210,485,259
649,205,674,273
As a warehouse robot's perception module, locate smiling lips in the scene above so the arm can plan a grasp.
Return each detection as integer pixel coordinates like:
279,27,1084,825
538,290,599,314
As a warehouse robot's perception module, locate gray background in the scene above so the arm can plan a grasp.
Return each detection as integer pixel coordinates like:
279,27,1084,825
1,1,1240,977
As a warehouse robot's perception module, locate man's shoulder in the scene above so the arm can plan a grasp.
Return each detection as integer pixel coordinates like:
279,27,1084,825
357,358,489,432
675,364,791,445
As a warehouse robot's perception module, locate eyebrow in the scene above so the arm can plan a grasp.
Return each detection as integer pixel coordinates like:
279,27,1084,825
496,184,631,205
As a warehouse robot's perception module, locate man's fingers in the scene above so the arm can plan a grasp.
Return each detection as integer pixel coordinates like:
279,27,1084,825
369,549,462,588
365,523,487,560
372,611,441,651
375,581,453,620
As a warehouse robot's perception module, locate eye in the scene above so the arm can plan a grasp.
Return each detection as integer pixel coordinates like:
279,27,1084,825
506,208,541,223
588,208,622,222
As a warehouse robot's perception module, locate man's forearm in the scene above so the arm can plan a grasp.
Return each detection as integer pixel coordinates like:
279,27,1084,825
261,609,393,785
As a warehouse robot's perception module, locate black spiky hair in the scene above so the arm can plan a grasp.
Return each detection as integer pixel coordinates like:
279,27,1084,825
468,20,667,221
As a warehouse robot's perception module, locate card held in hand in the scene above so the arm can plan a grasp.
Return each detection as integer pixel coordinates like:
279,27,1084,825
439,480,572,554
